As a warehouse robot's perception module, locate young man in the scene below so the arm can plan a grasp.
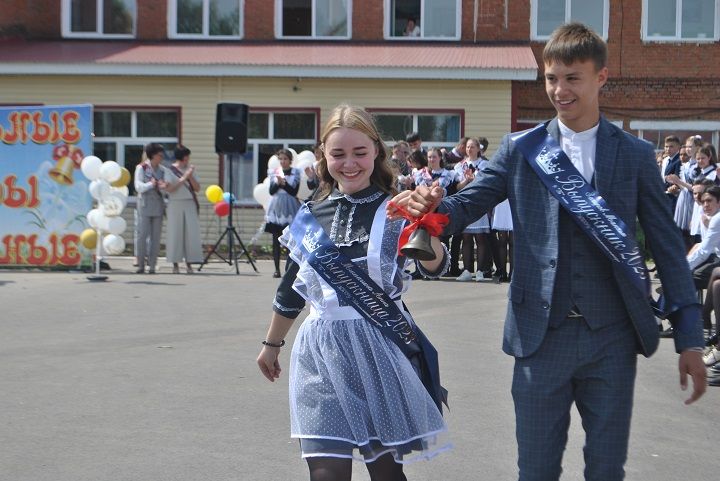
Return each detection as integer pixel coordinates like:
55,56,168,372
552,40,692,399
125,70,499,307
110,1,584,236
389,23,706,481
662,135,682,210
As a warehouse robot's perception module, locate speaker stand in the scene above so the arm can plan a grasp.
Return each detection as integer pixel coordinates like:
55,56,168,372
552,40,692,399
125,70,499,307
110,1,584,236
198,153,258,275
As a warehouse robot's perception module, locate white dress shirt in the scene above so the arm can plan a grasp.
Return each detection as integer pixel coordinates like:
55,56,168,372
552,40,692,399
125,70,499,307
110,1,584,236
687,211,720,270
558,119,599,184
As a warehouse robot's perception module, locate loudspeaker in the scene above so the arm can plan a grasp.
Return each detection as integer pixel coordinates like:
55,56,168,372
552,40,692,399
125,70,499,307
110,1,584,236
215,103,249,153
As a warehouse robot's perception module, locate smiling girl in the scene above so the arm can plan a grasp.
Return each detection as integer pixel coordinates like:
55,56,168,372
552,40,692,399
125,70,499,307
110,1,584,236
257,104,451,481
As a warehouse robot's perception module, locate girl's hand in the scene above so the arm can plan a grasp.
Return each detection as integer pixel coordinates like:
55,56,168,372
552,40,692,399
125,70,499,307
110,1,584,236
257,346,282,382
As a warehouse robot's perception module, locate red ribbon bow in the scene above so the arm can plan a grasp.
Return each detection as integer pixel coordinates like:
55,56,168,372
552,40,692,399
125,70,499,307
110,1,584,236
388,201,450,256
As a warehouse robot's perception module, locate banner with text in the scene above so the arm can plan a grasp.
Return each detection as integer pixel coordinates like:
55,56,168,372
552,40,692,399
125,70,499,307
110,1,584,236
0,104,93,267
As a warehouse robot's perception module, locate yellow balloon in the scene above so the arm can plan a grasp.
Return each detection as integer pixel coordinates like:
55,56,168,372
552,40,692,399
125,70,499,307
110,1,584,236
80,228,97,249
111,167,131,187
206,184,224,204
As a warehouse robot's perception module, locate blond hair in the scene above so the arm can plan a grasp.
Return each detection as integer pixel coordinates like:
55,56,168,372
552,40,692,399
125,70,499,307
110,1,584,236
316,104,396,199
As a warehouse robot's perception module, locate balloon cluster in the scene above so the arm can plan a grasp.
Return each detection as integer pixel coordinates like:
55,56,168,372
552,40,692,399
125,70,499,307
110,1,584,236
205,184,235,217
252,149,316,210
78,156,131,255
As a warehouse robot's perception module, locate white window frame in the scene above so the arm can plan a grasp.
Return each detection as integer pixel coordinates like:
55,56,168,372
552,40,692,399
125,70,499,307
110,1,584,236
274,0,352,40
641,0,720,42
383,0,461,41
373,111,462,148
517,118,624,129
168,0,244,39
630,120,720,151
231,110,318,204
93,109,180,198
530,0,609,40
61,0,136,38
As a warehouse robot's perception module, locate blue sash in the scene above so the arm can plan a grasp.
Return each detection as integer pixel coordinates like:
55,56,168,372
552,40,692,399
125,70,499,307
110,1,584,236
288,204,448,412
512,124,649,295
512,123,694,331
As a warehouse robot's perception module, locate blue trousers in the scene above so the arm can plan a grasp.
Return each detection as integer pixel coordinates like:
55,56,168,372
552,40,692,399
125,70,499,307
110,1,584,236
512,317,638,481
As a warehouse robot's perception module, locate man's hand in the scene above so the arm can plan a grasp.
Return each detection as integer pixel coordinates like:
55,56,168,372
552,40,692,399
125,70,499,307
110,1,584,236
387,183,444,220
678,350,706,405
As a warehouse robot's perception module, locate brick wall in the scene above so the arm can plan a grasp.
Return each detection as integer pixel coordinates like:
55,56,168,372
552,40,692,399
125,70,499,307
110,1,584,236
352,0,384,40
0,0,59,38
514,77,720,125
136,1,168,40
245,0,275,40
464,0,531,42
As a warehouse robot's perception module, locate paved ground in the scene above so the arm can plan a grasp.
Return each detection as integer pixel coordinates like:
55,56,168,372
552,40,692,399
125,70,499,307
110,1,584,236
1,257,717,481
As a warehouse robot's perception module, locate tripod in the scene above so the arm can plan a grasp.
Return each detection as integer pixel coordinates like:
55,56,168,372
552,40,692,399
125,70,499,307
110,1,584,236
198,153,258,274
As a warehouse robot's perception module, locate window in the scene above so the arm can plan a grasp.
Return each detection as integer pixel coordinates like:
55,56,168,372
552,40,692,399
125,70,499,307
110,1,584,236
642,0,718,41
276,0,350,38
531,0,608,40
629,120,720,154
386,0,461,39
372,111,462,148
93,109,180,196
228,110,318,203
61,0,136,38
169,0,243,38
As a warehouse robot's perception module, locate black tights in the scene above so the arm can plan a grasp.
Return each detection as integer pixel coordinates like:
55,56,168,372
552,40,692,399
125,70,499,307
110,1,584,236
272,232,281,274
462,233,490,273
307,453,407,481
702,266,720,332
489,230,511,276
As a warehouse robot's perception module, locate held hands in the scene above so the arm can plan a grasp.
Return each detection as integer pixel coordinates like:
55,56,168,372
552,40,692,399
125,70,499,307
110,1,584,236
678,350,706,405
387,182,444,221
257,346,282,382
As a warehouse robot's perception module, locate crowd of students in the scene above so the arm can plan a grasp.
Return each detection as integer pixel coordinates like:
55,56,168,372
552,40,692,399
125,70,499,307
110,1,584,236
659,134,720,382
389,132,513,283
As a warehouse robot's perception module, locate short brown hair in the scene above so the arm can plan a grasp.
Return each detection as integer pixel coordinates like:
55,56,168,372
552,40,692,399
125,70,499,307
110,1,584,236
542,22,607,71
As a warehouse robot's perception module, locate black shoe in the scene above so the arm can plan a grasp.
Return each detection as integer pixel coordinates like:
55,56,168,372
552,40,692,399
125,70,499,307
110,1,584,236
707,334,719,347
100,260,111,270
659,327,674,338
273,271,281,278
135,268,144,274
410,270,423,280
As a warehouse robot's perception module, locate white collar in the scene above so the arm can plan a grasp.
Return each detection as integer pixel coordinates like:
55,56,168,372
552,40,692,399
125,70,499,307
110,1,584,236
558,119,600,141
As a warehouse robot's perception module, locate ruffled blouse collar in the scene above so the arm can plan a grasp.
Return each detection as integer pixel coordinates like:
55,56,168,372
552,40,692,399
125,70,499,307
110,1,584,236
327,184,385,204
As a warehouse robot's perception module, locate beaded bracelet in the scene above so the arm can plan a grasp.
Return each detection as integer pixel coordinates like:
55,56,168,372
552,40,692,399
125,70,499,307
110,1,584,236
262,340,285,348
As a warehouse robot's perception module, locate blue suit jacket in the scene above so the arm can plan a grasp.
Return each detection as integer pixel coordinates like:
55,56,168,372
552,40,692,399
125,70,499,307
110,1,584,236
438,117,703,358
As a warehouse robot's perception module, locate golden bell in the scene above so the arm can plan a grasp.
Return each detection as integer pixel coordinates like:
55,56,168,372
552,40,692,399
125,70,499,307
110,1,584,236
400,227,436,261
49,156,74,185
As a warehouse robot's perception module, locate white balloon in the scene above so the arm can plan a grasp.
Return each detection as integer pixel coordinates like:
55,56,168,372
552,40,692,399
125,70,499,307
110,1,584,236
94,212,110,233
86,208,102,229
287,148,298,163
99,160,122,183
81,155,103,181
100,190,127,217
102,234,126,255
267,155,280,172
293,150,316,172
297,179,312,202
253,179,271,212
112,185,129,197
98,215,126,235
88,179,111,201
